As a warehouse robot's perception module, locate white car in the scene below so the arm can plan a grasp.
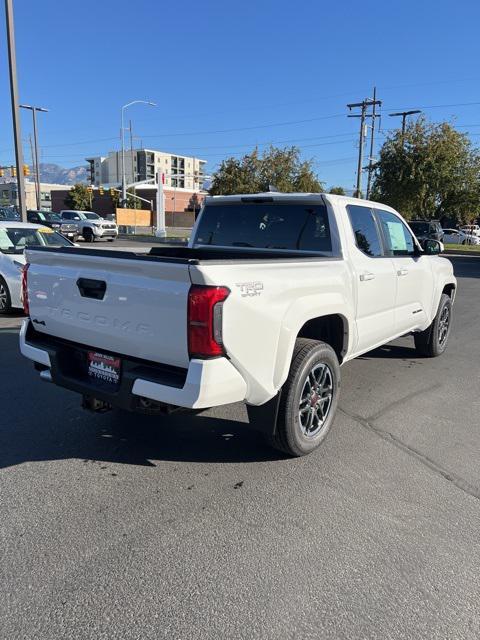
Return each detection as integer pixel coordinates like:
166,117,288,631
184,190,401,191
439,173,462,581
459,224,480,237
59,210,118,242
20,194,457,457
0,221,74,314
442,228,480,245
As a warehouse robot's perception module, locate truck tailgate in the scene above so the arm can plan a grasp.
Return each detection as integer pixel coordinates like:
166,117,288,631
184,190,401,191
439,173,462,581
25,249,192,368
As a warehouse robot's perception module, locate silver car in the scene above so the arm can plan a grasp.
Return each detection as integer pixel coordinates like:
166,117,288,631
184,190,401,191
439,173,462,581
0,221,74,313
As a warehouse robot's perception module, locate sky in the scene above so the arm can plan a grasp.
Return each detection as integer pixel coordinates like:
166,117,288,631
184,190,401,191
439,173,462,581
1,0,480,191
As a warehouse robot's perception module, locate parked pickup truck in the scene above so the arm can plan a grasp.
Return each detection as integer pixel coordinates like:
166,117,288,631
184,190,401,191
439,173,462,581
19,194,456,456
59,210,118,242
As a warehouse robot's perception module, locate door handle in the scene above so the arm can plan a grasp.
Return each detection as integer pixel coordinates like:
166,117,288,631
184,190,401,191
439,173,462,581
397,268,409,276
359,272,375,282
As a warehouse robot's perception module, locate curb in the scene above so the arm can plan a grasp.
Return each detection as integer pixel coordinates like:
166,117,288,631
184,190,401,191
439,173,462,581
444,249,480,257
118,234,188,244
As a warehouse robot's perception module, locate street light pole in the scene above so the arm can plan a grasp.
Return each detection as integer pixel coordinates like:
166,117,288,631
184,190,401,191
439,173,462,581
5,0,27,221
120,100,156,207
20,104,48,209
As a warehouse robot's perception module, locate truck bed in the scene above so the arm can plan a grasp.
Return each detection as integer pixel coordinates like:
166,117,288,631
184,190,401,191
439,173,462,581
28,245,335,264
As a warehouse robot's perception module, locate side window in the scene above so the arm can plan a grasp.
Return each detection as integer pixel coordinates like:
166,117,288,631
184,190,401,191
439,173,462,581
376,210,415,257
346,205,383,257
29,213,39,222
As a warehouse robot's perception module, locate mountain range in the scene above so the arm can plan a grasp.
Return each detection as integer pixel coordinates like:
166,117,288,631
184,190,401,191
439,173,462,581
38,163,88,185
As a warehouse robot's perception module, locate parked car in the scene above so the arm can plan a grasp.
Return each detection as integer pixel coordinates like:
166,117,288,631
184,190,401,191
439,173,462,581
0,206,20,221
409,220,444,242
27,210,78,240
59,210,118,242
20,194,456,457
459,224,480,237
0,221,75,314
442,228,480,245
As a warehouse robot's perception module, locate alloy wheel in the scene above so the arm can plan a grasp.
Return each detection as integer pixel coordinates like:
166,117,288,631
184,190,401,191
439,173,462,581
438,305,450,346
298,363,334,438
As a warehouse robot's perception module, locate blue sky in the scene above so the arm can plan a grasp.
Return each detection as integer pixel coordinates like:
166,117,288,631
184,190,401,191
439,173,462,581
1,0,480,190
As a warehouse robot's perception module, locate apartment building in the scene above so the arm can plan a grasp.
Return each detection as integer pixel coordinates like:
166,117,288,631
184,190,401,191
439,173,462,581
86,149,206,191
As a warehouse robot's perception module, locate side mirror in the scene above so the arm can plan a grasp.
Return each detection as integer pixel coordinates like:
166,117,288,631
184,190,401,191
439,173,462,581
422,238,443,255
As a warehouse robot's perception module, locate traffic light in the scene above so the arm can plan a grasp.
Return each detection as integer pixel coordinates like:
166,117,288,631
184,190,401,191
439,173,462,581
0,168,4,178
99,186,104,196
10,166,16,177
87,186,93,194
109,188,115,196
23,164,30,176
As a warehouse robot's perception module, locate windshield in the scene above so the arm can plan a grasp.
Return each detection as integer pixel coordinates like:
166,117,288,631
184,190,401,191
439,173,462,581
85,212,101,220
409,222,430,235
0,227,73,254
195,202,332,252
43,212,62,222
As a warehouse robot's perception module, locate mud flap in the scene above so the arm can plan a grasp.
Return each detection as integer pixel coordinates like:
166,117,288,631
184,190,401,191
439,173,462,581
246,391,282,437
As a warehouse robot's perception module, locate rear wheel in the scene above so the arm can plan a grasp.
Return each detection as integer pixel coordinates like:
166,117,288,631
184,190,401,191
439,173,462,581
0,277,12,315
414,293,452,357
270,338,340,457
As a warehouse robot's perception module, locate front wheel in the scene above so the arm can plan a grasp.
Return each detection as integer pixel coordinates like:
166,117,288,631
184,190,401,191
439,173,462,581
270,338,340,457
414,293,452,357
0,277,12,315
83,228,94,242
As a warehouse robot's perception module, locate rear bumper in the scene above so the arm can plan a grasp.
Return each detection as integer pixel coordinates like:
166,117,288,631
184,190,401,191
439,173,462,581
19,320,247,410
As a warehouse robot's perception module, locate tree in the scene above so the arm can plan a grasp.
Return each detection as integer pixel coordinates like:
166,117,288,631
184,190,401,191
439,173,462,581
329,186,346,195
65,183,91,211
126,187,140,209
371,118,480,224
209,146,324,195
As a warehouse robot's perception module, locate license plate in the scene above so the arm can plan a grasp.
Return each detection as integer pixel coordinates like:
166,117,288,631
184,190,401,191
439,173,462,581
87,351,121,389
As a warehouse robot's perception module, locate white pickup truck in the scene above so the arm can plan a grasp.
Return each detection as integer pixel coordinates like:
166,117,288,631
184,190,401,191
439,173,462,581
20,194,456,456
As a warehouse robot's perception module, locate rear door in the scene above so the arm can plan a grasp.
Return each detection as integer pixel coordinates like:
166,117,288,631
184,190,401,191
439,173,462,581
26,249,192,368
346,204,397,353
374,209,434,333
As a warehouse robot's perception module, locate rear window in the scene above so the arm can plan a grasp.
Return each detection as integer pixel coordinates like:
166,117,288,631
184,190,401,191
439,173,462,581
195,202,332,253
409,222,430,235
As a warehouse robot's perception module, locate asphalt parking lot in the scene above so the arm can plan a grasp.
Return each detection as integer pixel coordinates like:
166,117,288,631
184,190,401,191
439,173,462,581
1,247,479,639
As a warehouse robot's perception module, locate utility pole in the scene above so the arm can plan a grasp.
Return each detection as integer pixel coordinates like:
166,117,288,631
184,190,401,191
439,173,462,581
5,0,27,221
389,110,421,148
20,104,48,209
129,119,136,208
347,94,382,198
366,87,379,200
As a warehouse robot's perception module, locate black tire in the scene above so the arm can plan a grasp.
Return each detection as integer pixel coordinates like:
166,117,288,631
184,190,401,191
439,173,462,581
414,293,452,357
83,228,94,242
0,277,12,315
270,338,340,457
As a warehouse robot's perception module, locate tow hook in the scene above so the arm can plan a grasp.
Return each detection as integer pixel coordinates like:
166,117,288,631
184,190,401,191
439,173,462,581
82,395,112,413
39,369,52,383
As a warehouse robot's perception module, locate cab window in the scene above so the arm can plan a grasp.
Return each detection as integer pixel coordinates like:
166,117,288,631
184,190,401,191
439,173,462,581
376,210,416,256
346,205,383,257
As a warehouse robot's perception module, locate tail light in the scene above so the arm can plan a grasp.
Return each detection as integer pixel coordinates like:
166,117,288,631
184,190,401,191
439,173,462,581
21,263,30,315
188,285,230,358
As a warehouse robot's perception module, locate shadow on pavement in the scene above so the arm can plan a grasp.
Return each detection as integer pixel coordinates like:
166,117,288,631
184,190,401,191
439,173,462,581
449,255,480,279
0,330,283,469
358,342,419,361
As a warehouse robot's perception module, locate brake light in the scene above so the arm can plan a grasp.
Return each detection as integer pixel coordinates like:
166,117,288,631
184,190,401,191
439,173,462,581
188,285,230,358
21,263,30,315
